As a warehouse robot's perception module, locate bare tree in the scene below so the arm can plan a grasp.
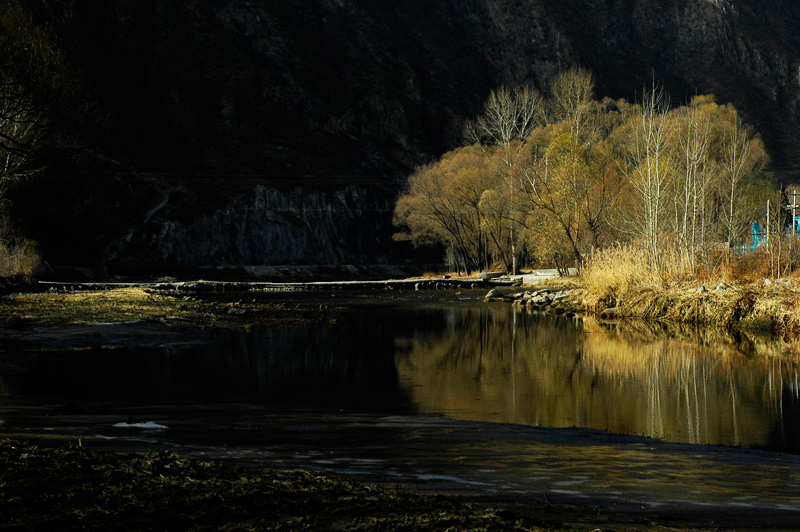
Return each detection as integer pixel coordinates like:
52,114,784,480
465,86,544,273
465,86,543,148
0,1,77,191
670,102,712,270
619,86,673,270
0,84,41,188
549,68,595,124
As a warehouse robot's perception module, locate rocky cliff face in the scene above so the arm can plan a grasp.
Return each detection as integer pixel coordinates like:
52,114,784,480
113,185,397,270
15,0,800,274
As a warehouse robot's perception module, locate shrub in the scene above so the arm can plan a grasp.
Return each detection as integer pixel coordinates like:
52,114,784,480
0,239,40,281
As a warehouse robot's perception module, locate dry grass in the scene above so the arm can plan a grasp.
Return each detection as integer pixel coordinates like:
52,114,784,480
739,281,800,334
581,243,664,312
419,269,499,279
580,242,800,335
617,284,754,326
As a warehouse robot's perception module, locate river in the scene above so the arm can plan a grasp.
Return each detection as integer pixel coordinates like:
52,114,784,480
2,289,800,524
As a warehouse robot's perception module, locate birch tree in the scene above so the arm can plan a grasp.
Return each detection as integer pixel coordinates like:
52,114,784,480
670,101,712,269
549,68,595,125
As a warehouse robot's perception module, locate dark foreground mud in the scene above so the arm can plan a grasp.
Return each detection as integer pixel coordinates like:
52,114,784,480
0,438,577,532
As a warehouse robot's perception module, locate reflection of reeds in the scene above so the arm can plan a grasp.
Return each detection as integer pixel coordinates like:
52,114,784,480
396,307,800,448
580,317,800,445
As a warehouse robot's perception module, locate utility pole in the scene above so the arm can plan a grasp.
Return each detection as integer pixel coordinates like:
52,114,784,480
767,199,772,276
767,199,772,250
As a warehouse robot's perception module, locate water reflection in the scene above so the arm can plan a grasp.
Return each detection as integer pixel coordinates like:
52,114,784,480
0,320,409,411
395,306,800,451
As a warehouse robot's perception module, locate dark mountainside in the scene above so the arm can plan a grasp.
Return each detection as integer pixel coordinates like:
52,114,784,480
10,0,800,278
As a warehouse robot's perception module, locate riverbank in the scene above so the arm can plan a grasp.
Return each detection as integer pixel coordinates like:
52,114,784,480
501,275,800,337
5,274,800,338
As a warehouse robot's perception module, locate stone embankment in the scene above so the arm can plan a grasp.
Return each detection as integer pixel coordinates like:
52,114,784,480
484,278,800,336
485,288,584,317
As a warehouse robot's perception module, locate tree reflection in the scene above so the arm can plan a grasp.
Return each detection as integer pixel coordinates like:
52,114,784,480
395,308,800,451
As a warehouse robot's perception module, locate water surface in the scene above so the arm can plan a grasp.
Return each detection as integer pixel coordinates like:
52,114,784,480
3,291,800,451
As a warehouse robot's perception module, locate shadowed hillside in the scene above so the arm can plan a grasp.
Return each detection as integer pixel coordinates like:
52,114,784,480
8,0,800,275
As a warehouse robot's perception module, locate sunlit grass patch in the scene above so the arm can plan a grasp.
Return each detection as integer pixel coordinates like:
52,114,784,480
581,243,661,312
0,287,320,328
578,242,800,335
1,287,193,326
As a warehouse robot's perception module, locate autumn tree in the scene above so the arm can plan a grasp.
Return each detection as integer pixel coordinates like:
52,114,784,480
519,96,624,268
393,146,506,272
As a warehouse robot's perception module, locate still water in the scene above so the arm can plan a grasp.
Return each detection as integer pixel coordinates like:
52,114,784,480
3,291,800,453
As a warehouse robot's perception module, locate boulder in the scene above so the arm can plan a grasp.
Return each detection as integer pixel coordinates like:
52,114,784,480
552,290,572,302
484,288,513,302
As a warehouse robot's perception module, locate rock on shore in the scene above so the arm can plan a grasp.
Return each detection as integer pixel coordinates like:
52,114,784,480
486,287,584,316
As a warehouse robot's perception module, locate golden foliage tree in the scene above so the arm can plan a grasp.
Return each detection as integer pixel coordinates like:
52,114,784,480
395,68,773,276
